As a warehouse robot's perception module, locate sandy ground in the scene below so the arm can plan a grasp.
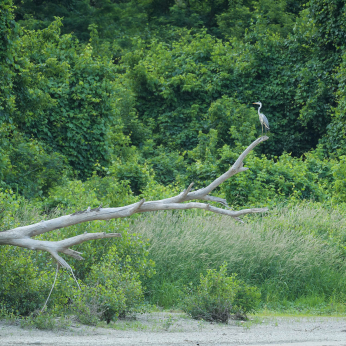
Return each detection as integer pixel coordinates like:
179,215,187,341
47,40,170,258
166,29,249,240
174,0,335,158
1,312,346,346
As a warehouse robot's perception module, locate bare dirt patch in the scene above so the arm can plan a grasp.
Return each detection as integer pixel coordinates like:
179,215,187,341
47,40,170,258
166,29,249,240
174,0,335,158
1,312,346,346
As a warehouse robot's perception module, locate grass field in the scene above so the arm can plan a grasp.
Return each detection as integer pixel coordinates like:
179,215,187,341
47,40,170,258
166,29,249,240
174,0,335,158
130,203,346,312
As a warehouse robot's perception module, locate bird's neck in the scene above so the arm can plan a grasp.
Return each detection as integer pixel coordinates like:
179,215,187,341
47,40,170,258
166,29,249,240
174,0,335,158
257,104,262,115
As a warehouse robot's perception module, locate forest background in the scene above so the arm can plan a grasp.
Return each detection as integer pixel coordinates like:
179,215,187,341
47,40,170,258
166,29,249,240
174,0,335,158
1,0,346,325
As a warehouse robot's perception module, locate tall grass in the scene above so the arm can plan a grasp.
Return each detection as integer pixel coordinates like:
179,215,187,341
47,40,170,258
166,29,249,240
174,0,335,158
129,203,346,307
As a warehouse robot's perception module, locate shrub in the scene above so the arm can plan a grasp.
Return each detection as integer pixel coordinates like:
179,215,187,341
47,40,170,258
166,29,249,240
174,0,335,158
0,125,70,199
0,190,154,318
107,155,151,195
183,264,260,322
70,284,117,326
232,281,262,317
11,19,132,179
331,156,346,203
71,261,144,325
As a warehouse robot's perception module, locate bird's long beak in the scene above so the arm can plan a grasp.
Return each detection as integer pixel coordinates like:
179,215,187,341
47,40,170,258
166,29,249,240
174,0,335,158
253,102,259,105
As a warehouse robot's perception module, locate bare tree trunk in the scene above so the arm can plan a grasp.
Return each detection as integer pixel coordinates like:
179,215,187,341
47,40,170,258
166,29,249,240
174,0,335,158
0,137,269,270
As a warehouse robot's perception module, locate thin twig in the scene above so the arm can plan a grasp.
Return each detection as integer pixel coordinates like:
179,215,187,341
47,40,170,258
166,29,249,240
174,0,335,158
41,263,60,313
70,268,81,290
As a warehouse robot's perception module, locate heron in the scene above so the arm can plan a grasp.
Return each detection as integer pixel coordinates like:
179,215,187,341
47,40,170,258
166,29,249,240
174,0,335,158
253,101,270,135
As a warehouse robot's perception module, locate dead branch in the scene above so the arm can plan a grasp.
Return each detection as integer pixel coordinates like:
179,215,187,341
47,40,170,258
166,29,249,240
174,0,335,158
0,136,269,269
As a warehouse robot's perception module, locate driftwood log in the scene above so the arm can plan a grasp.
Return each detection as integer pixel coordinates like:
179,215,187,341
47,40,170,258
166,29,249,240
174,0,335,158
0,136,269,271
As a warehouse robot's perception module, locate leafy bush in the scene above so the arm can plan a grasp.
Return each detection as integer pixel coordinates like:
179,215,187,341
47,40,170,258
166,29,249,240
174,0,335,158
72,266,142,324
0,126,70,199
178,136,333,208
83,245,147,323
0,246,46,315
331,156,346,203
183,264,260,322
107,156,151,195
10,19,132,179
69,291,103,326
0,230,151,320
233,281,262,317
0,0,19,119
223,151,331,207
0,191,56,315
0,189,154,318
0,244,76,316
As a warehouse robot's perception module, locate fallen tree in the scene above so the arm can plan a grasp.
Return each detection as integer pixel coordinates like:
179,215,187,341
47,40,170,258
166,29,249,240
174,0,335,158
0,137,269,271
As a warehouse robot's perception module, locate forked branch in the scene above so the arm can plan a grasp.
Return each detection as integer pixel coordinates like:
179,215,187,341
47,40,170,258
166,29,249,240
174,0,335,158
0,136,269,269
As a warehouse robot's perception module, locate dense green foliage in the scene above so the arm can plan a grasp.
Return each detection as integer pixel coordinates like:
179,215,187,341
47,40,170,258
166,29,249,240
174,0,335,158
2,0,346,195
2,0,346,190
1,0,346,320
183,264,260,322
0,188,154,320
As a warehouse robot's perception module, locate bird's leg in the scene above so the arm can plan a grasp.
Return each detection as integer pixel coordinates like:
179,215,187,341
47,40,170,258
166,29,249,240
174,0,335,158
262,124,263,135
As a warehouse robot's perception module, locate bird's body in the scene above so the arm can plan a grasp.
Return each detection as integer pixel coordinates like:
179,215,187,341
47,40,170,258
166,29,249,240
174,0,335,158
253,102,270,135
